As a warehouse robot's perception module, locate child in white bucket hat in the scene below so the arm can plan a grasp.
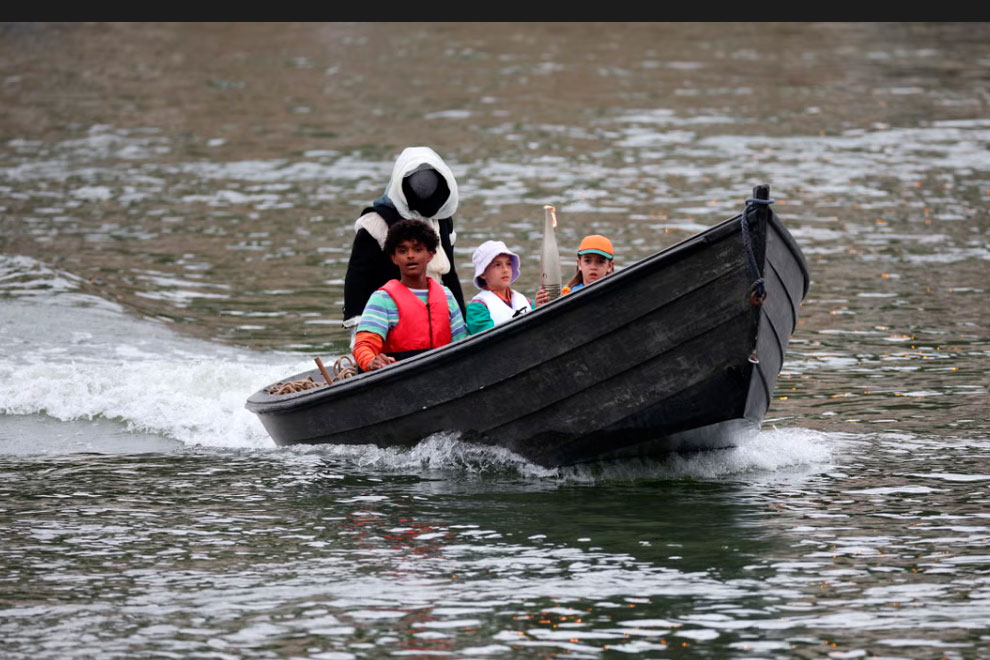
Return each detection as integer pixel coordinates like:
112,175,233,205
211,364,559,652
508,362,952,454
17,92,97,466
465,240,548,335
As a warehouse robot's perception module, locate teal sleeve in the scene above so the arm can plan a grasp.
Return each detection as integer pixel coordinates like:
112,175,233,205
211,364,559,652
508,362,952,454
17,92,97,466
465,300,494,335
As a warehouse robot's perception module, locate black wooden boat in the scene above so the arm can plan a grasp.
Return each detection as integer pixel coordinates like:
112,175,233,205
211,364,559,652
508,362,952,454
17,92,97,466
246,185,810,468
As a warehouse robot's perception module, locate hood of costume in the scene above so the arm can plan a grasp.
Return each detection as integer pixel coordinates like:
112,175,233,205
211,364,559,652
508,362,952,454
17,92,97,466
365,146,459,284
377,146,459,221
345,147,466,328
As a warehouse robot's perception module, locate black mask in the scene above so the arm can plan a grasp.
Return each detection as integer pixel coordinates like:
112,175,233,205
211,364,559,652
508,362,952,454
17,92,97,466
402,168,449,218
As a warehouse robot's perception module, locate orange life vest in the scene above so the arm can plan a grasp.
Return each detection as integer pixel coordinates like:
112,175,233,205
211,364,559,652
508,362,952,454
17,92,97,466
381,279,452,355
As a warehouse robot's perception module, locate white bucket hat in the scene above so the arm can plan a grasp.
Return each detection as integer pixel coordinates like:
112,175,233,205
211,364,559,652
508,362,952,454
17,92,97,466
472,240,521,290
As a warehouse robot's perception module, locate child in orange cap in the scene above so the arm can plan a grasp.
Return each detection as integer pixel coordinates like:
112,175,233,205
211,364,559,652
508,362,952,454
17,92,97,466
561,234,615,295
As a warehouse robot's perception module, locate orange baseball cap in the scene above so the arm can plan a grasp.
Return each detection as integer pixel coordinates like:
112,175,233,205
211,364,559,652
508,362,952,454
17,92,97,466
576,234,614,259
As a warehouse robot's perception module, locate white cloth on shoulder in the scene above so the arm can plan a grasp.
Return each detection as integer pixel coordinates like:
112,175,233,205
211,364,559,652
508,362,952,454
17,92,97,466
474,289,531,327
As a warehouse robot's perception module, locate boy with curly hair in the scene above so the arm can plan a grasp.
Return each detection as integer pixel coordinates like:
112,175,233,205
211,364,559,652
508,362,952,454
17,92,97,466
353,219,467,371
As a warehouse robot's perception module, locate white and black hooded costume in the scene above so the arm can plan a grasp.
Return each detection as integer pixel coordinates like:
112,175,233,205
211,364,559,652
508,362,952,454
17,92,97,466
342,147,466,334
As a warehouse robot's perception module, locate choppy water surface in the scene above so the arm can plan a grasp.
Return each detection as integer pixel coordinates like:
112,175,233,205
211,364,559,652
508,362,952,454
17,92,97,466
1,22,988,659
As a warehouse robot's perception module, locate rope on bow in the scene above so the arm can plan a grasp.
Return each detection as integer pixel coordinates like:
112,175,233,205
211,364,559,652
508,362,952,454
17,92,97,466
740,196,774,305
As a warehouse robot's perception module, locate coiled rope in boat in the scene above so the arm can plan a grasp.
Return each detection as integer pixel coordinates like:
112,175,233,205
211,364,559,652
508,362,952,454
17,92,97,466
329,355,359,380
266,355,358,395
267,376,322,395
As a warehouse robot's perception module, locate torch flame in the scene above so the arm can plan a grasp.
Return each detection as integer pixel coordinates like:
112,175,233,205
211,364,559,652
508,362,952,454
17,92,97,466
544,204,557,228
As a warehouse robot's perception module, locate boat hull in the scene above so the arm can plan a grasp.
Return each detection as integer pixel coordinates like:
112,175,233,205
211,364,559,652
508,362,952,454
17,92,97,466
246,187,810,467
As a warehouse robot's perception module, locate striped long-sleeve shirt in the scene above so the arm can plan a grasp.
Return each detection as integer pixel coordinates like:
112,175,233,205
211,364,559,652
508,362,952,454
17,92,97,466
353,284,467,370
